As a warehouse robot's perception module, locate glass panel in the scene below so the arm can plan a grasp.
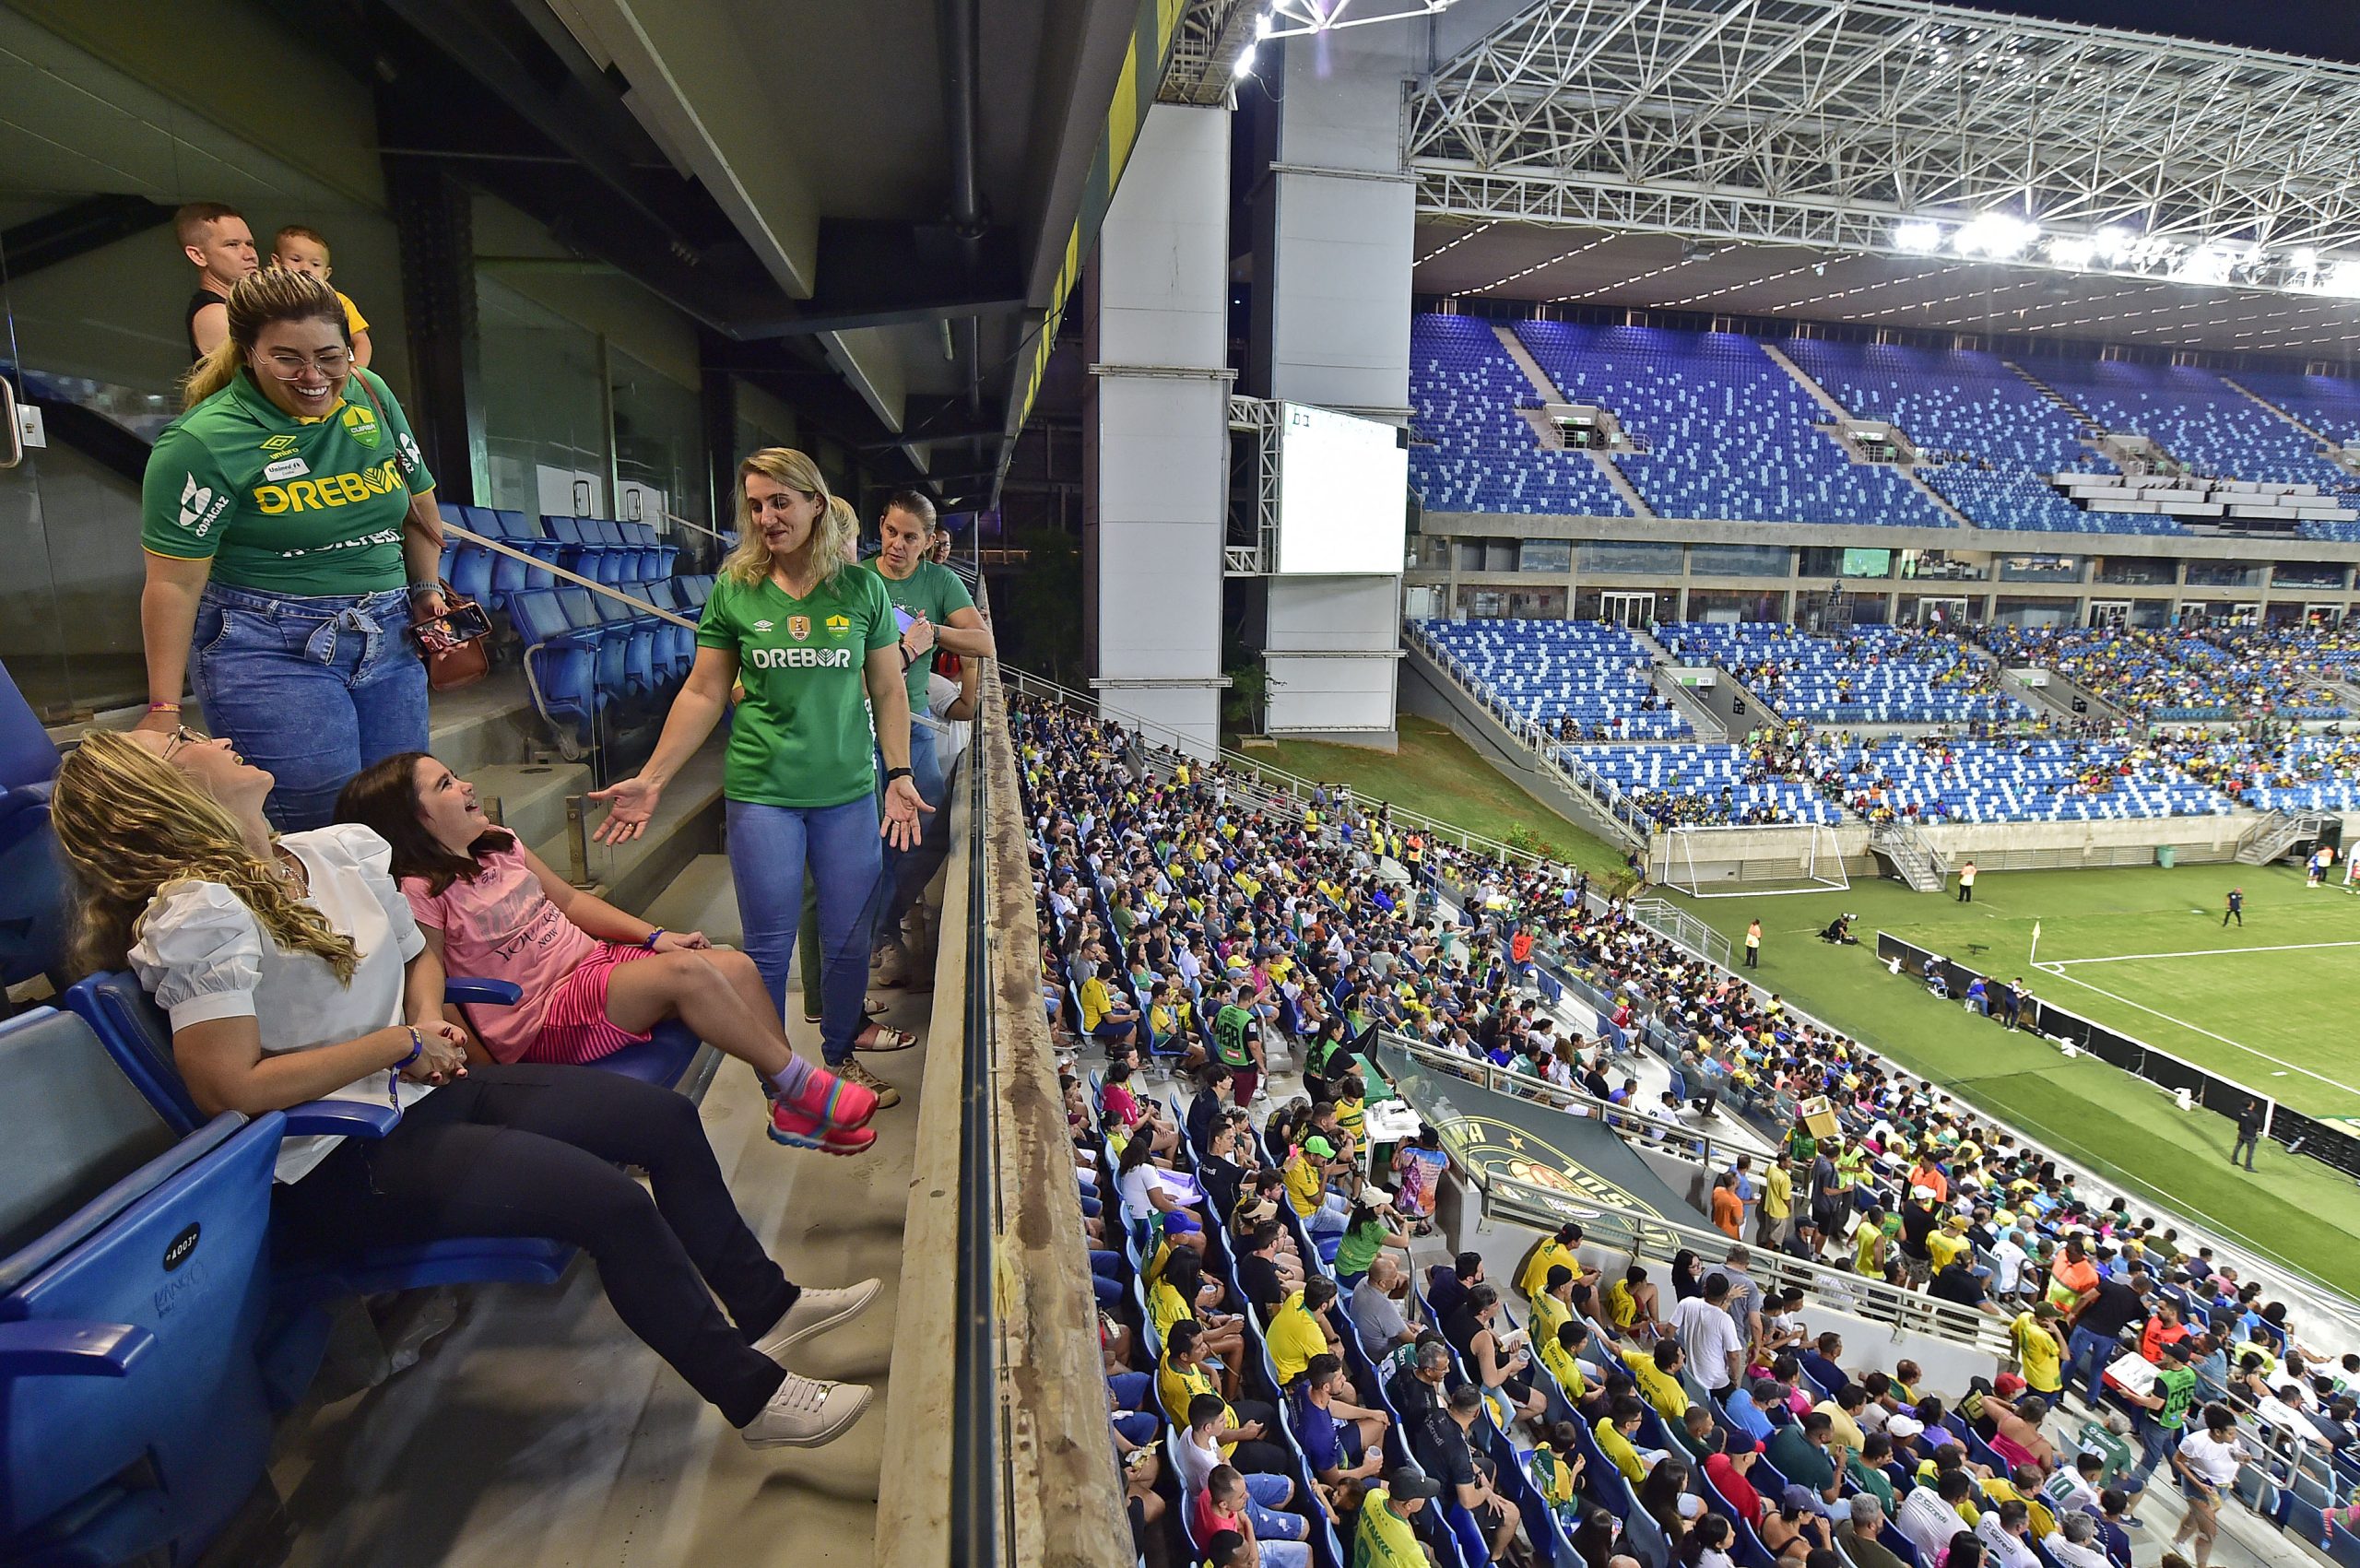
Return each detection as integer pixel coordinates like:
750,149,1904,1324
2094,556,2174,585
2271,560,2346,589
1577,539,1681,573
478,276,609,520
1516,539,1571,573
2182,560,2262,589
1797,546,1894,579
1688,543,1789,577
1897,548,1987,582
609,348,706,545
1997,552,2083,583
1688,588,1787,621
1992,595,2074,628
1504,586,1566,618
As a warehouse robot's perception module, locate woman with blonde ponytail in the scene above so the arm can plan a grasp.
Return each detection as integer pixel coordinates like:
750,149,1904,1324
590,449,926,1111
138,267,452,831
51,725,885,1451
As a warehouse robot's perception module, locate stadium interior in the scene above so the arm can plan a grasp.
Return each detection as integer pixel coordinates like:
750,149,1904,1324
6,2,2360,1568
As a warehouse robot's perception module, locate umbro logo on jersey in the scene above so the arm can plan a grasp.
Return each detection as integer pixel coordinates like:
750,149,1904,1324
260,434,299,453
753,619,774,632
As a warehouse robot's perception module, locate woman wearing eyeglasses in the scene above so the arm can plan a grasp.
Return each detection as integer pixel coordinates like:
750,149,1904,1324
136,267,450,831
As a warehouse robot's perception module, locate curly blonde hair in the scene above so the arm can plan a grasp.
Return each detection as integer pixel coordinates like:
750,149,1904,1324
50,730,360,982
723,447,856,591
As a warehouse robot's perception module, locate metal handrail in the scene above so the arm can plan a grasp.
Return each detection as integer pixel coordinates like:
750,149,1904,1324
442,522,699,630
1469,1169,2019,1358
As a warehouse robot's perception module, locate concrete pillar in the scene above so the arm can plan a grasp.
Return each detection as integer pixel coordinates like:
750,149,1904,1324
1082,102,1232,759
1252,25,1416,742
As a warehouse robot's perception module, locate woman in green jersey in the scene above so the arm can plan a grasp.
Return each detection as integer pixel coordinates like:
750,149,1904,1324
136,268,450,830
591,449,926,1107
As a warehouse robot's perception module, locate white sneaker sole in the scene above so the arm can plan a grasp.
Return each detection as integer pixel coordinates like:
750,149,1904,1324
756,1277,885,1361
741,1383,874,1449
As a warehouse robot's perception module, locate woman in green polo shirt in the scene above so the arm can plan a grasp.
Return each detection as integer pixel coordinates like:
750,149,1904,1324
591,448,926,1106
136,268,449,830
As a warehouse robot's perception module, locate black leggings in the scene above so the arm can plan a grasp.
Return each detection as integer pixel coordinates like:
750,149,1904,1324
274,1065,795,1427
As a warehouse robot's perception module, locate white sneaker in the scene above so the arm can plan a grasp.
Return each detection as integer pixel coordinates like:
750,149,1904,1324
754,1278,884,1361
739,1372,873,1449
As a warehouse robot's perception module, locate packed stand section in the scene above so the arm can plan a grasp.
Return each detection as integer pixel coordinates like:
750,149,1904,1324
1410,314,1634,516
1581,742,1846,828
1417,619,1693,740
1656,623,2027,726
1012,693,2360,1568
1820,736,2229,825
1777,340,2146,536
1513,323,1960,529
1986,627,2354,724
2036,360,2360,498
2157,732,2360,815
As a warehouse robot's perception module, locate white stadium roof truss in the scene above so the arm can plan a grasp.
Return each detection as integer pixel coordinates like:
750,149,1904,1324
1409,0,2360,269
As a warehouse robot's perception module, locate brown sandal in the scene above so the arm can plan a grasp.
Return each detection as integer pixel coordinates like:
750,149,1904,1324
854,1017,919,1053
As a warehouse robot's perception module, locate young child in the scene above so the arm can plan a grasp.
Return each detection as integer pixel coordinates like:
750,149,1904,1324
337,751,875,1153
270,224,373,369
175,201,258,360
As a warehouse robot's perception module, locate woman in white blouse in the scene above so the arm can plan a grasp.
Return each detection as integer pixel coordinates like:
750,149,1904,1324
50,726,874,1452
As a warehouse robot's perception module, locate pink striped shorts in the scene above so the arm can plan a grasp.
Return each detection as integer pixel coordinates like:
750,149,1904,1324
524,942,659,1065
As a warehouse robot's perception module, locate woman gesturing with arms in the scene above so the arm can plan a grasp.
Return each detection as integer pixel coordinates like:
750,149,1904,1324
591,449,927,1108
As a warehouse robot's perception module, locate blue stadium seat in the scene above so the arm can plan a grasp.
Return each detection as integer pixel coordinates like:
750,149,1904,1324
0,657,65,987
444,503,500,610
507,589,602,746
0,1005,298,1568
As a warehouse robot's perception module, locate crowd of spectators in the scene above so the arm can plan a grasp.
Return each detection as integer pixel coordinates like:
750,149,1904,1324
1016,690,2360,1568
1984,628,2351,724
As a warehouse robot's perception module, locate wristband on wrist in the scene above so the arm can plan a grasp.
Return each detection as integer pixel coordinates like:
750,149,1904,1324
407,581,442,598
885,766,914,783
148,701,183,713
400,1025,424,1069
643,928,665,949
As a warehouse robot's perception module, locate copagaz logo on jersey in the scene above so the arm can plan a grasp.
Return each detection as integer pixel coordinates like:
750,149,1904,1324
745,645,854,670
179,473,230,537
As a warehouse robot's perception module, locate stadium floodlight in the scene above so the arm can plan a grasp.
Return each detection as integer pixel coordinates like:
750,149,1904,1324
2047,235,2096,271
2173,245,2235,285
2318,261,2360,298
2089,227,2133,264
1234,42,1257,75
1892,220,1944,253
1953,212,2039,260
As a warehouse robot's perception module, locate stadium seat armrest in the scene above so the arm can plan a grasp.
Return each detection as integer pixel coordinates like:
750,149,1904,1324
444,977,522,1008
0,1318,156,1377
282,1099,402,1139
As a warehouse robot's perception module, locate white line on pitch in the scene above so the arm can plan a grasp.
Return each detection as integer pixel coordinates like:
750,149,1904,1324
2028,963,2354,1100
2040,939,2360,967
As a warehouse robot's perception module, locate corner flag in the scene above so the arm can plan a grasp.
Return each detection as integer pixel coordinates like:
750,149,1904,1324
2028,920,2041,965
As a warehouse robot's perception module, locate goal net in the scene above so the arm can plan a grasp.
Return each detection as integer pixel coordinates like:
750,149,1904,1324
1654,823,1850,898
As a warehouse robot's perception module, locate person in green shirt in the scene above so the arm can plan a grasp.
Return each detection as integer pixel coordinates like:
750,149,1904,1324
1332,1193,1410,1288
861,491,993,980
594,448,925,1105
137,268,452,830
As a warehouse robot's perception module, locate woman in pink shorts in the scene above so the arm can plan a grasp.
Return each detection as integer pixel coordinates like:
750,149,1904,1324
337,752,875,1153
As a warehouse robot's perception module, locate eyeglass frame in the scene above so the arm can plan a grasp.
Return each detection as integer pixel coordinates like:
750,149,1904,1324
251,347,354,381
159,724,211,762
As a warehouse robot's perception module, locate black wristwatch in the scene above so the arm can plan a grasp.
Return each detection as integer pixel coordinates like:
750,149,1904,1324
885,766,914,783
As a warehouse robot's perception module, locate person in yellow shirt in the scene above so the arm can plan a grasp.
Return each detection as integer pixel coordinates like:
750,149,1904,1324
1528,1267,1575,1351
1516,1223,1589,1303
2012,1303,2066,1395
1620,1338,1691,1421
1759,1153,1795,1248
1538,1317,1592,1404
1268,1278,1340,1387
1594,1397,1655,1485
1926,1215,1972,1276
1354,1472,1440,1568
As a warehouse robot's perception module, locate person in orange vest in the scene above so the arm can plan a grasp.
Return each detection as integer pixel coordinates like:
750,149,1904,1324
1745,918,1763,969
1510,926,1535,976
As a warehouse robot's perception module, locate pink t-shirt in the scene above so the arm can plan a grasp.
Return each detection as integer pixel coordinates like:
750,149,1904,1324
402,844,598,1062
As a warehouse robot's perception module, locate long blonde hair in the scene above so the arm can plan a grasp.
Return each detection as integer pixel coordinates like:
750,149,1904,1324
183,268,352,409
724,447,857,591
50,730,360,982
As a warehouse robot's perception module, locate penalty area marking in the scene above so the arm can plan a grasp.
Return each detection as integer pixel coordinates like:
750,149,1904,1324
2030,957,2354,1102
2037,939,2360,967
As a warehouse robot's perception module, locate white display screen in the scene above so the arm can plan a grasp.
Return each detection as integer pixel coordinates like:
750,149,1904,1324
1275,402,1409,575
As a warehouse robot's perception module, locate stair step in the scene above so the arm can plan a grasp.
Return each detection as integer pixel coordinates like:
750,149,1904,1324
526,744,726,914
468,761,592,850
428,671,542,775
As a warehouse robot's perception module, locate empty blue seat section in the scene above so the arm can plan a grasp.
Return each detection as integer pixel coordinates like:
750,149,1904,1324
2039,359,2360,495
1417,618,1691,738
1776,339,2149,534
1,1004,295,1567
1656,621,2027,724
1408,315,1632,515
1511,321,1959,527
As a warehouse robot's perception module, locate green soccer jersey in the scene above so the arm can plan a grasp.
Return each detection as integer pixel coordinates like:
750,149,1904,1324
861,556,974,707
142,369,433,595
697,567,897,808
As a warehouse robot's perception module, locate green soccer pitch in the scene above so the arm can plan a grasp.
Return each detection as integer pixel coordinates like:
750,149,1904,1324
1661,860,2360,1296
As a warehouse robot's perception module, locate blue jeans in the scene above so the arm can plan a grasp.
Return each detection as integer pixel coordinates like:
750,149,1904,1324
874,720,944,946
726,796,885,1067
1245,1474,1308,1545
2124,1411,2176,1493
190,582,427,831
1304,1192,1350,1239
2067,1326,2117,1407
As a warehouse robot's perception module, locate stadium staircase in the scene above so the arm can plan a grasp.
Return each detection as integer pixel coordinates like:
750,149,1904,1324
1764,343,1983,527
1493,323,1660,517
2236,808,2330,866
1870,819,1948,890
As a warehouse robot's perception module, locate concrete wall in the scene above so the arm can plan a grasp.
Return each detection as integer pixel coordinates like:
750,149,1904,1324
1083,104,1231,758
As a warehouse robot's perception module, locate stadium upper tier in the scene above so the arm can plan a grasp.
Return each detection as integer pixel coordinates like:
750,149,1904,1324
1512,322,1958,527
1775,340,2162,536
1408,314,1633,515
1405,313,2360,540
1414,618,1690,738
1986,625,2355,722
1653,621,2026,725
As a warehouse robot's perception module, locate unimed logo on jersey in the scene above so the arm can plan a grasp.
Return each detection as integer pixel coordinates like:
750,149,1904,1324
746,646,854,670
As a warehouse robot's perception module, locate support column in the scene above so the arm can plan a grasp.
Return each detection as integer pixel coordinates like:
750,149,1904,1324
384,158,486,506
1083,103,1232,758
1252,26,1416,742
